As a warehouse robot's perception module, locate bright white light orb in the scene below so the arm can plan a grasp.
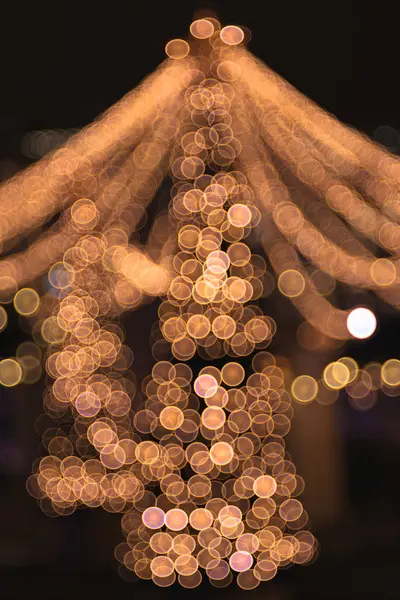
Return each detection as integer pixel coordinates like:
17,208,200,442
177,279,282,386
346,307,377,339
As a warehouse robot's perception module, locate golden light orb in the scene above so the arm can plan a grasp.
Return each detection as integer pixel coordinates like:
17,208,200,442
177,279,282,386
190,19,214,39
0,358,23,387
210,441,233,465
220,25,244,46
291,375,318,403
165,39,190,59
13,288,40,316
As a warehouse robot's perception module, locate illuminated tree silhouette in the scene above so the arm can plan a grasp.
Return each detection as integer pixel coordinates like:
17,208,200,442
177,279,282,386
1,16,400,590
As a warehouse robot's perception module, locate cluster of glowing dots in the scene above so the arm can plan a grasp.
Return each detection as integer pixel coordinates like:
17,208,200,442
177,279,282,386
116,505,315,588
291,355,400,410
27,453,147,515
106,58,317,586
115,354,316,588
27,200,154,514
0,287,41,387
27,21,316,589
17,9,400,589
29,292,144,511
28,345,317,586
150,55,271,365
155,234,273,362
41,293,137,421
116,326,316,589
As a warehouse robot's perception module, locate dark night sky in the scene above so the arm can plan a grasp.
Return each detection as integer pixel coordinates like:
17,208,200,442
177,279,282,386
1,1,399,135
1,2,400,599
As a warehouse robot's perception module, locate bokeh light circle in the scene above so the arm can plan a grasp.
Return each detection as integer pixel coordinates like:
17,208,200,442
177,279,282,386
347,307,377,339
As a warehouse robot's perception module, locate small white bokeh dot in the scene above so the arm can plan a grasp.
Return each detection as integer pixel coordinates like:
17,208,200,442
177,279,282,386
347,307,377,339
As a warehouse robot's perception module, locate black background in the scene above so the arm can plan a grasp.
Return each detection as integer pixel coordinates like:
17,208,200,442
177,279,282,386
1,1,400,598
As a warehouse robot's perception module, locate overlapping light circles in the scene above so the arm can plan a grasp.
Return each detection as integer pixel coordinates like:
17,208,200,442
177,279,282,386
24,21,317,590
292,356,400,411
19,8,400,588
117,356,315,588
115,25,316,588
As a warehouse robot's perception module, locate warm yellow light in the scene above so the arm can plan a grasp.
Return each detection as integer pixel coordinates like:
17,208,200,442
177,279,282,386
190,19,214,39
13,288,40,316
220,25,244,45
165,39,190,59
291,375,318,403
0,358,23,387
0,306,7,332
